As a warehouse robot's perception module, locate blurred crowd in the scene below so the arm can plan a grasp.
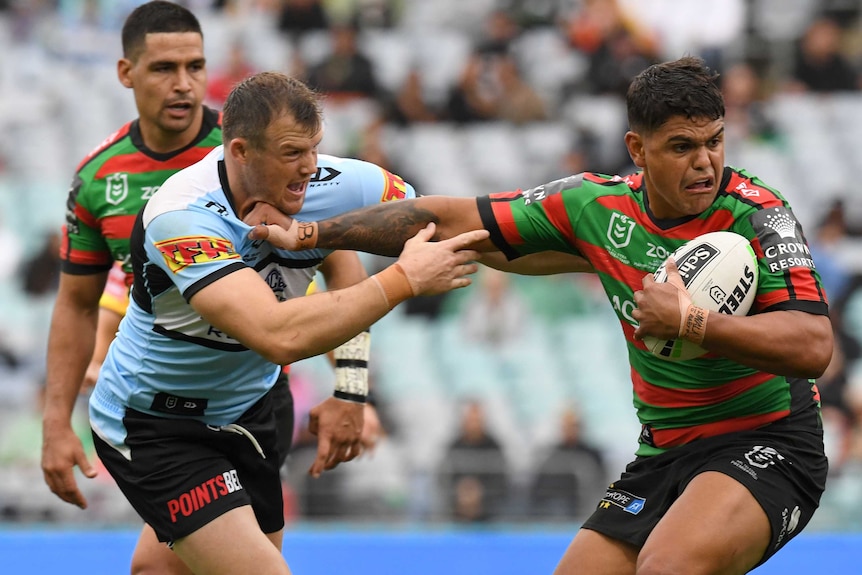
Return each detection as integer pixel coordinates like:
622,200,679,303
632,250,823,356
1,0,862,528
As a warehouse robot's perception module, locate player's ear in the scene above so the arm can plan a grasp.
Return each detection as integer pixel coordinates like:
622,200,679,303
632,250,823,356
227,138,249,163
117,58,134,89
625,131,645,168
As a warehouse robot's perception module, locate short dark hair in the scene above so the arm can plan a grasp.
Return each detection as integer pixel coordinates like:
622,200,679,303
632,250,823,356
122,1,203,61
222,72,322,149
626,56,725,134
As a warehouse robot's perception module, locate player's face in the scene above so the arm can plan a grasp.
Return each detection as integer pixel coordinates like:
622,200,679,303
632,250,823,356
625,116,725,220
242,112,323,216
119,32,207,153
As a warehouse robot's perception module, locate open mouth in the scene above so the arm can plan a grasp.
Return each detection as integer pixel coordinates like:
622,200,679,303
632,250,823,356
166,101,193,115
287,181,307,194
685,178,713,192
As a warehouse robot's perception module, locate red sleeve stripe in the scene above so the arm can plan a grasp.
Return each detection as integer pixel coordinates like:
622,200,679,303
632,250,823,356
489,195,526,246
787,266,828,301
632,368,776,408
650,410,789,448
75,205,99,229
539,192,577,246
95,147,213,179
100,214,137,241
60,245,113,266
757,286,826,311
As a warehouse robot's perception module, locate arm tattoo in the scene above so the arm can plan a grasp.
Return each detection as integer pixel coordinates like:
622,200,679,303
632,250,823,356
317,201,440,256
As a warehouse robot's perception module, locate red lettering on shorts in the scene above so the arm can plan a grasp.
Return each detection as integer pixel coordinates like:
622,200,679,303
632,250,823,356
166,469,242,523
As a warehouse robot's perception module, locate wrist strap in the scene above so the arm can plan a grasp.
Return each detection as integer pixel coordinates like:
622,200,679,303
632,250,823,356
333,330,370,400
333,390,367,404
680,304,708,345
296,221,319,250
371,263,413,309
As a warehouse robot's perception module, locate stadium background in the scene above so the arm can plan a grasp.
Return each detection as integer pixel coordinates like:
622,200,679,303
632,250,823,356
0,0,861,572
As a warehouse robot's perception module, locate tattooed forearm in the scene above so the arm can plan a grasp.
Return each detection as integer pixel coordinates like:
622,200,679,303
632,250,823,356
316,201,441,256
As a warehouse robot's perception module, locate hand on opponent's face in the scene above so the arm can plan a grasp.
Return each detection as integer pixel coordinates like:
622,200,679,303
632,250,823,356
242,201,294,229
243,201,315,250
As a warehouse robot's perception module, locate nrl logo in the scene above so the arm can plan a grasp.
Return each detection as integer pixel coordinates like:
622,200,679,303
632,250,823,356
607,212,636,248
106,173,129,205
744,445,785,469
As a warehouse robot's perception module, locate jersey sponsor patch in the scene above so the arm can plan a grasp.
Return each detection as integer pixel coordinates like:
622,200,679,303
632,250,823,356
65,176,82,235
380,169,407,202
522,174,583,206
311,166,341,183
599,486,646,515
154,236,241,273
749,207,815,273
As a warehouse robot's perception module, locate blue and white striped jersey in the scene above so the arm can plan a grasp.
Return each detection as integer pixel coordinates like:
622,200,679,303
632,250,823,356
91,146,415,451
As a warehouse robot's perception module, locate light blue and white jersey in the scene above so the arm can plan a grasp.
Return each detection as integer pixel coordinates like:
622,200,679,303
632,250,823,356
90,146,415,451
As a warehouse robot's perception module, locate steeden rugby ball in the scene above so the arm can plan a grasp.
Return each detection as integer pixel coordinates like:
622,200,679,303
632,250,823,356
643,231,759,361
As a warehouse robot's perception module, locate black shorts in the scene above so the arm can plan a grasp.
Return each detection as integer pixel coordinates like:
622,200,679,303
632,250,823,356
93,384,287,544
581,411,828,566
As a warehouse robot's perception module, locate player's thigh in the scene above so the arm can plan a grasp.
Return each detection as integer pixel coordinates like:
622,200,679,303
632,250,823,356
638,471,769,575
131,523,193,575
172,506,291,575
554,528,638,575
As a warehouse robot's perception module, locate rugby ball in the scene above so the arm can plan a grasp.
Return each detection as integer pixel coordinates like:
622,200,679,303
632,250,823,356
643,231,758,361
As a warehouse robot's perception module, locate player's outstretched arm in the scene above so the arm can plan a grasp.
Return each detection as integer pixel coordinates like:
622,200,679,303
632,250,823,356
42,272,105,508
191,223,488,367
247,196,496,256
478,251,594,275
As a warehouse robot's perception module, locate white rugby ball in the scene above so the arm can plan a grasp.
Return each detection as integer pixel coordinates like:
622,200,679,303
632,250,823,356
643,231,758,361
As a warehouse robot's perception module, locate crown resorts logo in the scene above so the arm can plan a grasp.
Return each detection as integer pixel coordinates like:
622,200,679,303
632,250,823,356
762,208,797,239
751,206,815,272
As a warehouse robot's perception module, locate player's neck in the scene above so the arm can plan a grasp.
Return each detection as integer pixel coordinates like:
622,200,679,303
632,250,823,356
139,115,203,154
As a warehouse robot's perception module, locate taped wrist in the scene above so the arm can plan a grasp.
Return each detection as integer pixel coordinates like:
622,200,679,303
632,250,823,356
332,330,370,404
296,221,319,250
371,263,413,309
679,304,708,345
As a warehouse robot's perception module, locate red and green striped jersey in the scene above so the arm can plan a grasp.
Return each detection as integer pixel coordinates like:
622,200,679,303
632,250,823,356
477,167,828,456
60,106,222,281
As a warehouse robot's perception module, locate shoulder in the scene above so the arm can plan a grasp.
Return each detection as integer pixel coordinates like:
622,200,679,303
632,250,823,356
720,166,787,211
143,148,225,226
312,154,414,200
314,154,383,182
74,121,135,174
201,106,223,136
520,171,631,204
